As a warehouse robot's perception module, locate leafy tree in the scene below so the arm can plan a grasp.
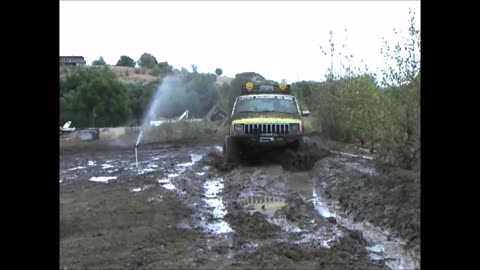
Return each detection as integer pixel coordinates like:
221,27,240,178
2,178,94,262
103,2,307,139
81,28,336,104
126,81,158,124
291,81,315,106
116,55,135,67
123,71,221,122
215,68,223,76
218,76,249,112
60,67,130,127
377,8,420,169
149,65,162,76
191,64,198,73
92,56,107,66
138,53,158,69
158,61,172,75
143,72,219,119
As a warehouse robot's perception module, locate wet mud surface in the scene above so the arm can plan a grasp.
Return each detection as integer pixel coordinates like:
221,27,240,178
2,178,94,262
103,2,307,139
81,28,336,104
60,138,420,269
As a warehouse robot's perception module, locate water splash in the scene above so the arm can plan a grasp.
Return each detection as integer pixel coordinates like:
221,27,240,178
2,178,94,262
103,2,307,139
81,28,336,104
135,131,143,147
135,76,178,147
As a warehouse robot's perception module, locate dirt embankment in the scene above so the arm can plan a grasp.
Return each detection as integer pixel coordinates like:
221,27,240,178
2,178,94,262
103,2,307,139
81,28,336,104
312,157,420,253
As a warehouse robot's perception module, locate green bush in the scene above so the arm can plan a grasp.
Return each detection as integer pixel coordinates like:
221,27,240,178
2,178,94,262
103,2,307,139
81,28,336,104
60,67,130,128
116,55,135,67
149,65,161,76
293,9,420,169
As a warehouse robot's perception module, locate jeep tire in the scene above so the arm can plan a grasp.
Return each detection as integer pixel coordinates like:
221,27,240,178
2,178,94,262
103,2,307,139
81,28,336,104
223,137,239,164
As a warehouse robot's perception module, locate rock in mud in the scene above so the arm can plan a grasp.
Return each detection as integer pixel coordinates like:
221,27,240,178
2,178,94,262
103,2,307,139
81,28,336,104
201,151,236,172
226,203,281,240
326,216,337,224
279,193,322,224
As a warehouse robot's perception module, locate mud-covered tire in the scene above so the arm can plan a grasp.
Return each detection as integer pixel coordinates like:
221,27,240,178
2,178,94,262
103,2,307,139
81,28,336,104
223,137,239,164
290,136,307,152
282,149,311,171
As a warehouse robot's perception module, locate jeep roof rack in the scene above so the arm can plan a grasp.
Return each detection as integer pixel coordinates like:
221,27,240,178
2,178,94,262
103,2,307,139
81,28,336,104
241,83,291,95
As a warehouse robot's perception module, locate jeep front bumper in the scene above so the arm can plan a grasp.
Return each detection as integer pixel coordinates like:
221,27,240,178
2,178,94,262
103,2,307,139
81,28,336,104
230,134,301,147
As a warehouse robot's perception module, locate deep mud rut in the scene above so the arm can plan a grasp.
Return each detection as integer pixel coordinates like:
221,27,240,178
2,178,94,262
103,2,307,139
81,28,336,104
60,139,420,269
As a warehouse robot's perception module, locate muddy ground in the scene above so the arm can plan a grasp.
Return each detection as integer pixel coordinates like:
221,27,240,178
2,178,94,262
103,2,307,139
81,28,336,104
60,136,420,269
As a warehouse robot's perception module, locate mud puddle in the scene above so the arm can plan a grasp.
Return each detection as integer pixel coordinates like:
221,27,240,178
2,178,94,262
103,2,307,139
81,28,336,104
60,146,205,184
331,150,374,160
219,165,385,269
238,191,342,249
89,176,118,183
224,167,344,249
202,177,233,235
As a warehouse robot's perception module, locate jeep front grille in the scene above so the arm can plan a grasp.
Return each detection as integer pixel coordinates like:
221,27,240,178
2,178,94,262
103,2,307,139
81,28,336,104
244,124,289,134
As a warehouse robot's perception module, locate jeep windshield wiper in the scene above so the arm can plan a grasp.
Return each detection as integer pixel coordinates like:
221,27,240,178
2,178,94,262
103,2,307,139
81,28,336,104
259,110,295,114
237,110,295,114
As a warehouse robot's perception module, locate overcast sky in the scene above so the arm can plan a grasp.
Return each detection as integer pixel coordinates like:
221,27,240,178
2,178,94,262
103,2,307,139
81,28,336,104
60,1,420,83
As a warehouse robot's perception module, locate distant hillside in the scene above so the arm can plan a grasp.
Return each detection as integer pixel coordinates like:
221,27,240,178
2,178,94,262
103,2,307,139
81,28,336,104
60,65,161,85
60,65,234,86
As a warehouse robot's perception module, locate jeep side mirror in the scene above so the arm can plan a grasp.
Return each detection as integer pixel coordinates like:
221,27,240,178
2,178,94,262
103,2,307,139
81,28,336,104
301,110,310,116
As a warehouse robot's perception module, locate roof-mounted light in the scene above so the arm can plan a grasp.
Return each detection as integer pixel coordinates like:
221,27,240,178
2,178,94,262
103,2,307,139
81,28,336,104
245,82,254,91
241,82,291,95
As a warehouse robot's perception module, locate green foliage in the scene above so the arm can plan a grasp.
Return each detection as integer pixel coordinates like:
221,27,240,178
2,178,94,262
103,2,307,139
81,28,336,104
149,65,162,76
158,72,219,118
158,62,172,75
306,78,344,139
335,75,382,147
297,10,420,169
380,8,420,88
216,76,249,113
60,67,130,128
376,8,420,169
291,81,315,107
60,60,224,129
126,82,157,123
215,68,223,76
191,64,198,73
116,55,135,67
377,74,420,169
138,53,158,69
92,56,107,66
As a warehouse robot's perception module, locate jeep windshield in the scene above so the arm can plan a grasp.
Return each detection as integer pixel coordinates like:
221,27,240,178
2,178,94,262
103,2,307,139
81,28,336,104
234,96,299,114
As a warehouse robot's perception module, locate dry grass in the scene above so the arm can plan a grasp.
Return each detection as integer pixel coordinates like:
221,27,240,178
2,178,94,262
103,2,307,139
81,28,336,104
109,66,161,84
59,65,162,85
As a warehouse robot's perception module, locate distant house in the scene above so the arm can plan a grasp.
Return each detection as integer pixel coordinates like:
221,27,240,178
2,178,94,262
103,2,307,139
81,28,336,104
60,56,86,66
235,72,266,82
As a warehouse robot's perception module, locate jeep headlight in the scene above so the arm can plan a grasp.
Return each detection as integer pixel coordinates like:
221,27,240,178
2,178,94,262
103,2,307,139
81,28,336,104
234,124,244,134
290,123,300,134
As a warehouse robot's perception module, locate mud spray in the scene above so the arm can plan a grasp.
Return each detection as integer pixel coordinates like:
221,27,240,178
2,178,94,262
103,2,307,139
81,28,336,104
134,76,178,166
